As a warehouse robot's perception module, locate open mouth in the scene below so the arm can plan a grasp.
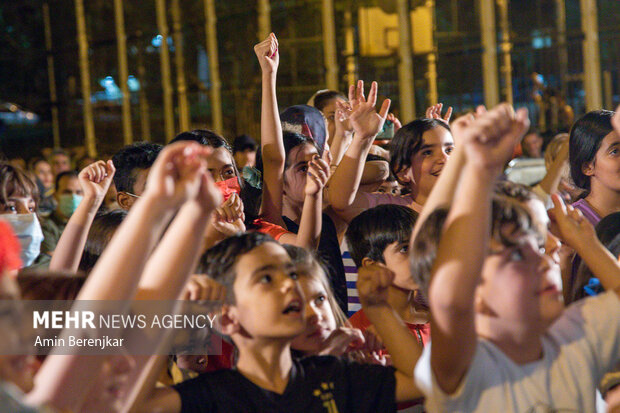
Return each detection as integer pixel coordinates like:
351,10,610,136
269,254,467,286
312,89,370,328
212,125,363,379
282,300,302,315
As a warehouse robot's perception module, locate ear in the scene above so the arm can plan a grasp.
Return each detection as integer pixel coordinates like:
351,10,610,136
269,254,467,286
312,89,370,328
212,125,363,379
473,286,497,317
218,304,241,336
396,167,413,185
361,257,376,267
581,160,595,177
116,192,133,211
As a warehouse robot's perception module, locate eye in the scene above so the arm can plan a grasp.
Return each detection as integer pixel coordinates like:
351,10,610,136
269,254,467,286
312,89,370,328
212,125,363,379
259,274,272,284
422,149,433,157
509,249,524,262
377,187,386,193
399,245,409,254
289,271,299,280
610,148,618,156
3,204,17,213
314,295,326,305
446,146,454,154
300,165,308,173
223,168,236,177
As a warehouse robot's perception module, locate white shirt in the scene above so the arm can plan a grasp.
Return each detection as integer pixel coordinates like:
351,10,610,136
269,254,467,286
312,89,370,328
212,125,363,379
414,291,620,412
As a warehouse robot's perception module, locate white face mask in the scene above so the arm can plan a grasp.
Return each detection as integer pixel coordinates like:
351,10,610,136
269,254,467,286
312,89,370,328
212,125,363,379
0,214,43,267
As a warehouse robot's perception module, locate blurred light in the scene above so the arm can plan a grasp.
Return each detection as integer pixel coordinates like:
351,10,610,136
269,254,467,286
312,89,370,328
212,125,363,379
152,35,163,47
25,113,34,120
127,75,140,92
9,105,17,112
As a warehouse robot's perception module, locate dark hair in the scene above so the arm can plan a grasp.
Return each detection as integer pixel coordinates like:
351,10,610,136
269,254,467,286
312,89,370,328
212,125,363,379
345,204,418,268
569,110,614,192
78,209,127,274
171,129,232,152
112,142,163,193
0,163,39,207
54,170,78,191
410,208,449,300
366,153,388,163
50,149,70,160
232,134,257,154
313,90,346,112
197,232,277,304
494,180,537,203
18,271,86,300
28,157,49,172
389,118,451,180
256,131,313,178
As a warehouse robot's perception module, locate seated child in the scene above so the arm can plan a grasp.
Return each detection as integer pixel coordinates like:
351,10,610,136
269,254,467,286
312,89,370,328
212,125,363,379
141,232,424,412
346,204,429,346
413,103,620,412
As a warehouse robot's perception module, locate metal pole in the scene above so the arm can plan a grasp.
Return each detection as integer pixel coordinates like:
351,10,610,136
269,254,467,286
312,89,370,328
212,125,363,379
426,0,438,106
343,5,357,88
74,0,97,157
136,40,151,141
321,0,339,90
171,0,190,132
155,0,175,142
555,0,568,100
258,0,271,41
396,0,416,122
478,0,499,107
114,0,133,145
497,0,513,105
43,3,60,149
580,0,602,112
203,0,223,134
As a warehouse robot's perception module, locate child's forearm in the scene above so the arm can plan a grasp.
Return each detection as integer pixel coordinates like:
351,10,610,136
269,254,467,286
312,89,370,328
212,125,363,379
329,137,374,212
329,130,353,167
49,194,101,272
293,193,322,250
364,304,421,377
573,237,620,294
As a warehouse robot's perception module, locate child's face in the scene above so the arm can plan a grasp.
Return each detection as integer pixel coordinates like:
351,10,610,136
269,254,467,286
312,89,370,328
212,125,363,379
230,242,306,340
383,241,417,291
1,192,36,215
407,127,454,203
524,198,561,266
377,180,401,196
284,143,318,204
34,161,53,189
205,147,237,183
291,276,337,354
585,130,620,194
477,231,564,327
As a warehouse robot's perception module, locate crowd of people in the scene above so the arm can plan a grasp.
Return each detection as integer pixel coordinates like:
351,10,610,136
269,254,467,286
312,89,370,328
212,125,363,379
0,32,619,412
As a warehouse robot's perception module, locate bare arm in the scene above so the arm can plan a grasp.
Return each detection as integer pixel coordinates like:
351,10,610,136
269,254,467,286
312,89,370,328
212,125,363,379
254,33,286,227
49,160,115,272
537,137,569,196
429,105,529,394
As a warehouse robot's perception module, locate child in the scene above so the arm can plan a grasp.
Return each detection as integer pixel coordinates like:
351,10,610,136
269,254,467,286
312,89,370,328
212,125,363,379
346,204,429,346
569,109,620,225
414,103,620,412
141,232,424,412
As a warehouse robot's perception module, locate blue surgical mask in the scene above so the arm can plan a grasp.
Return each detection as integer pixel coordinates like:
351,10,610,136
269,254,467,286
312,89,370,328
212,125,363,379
0,213,43,267
58,194,83,218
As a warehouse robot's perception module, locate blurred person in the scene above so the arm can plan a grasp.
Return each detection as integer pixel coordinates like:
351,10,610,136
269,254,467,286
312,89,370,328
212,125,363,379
28,158,55,216
49,149,71,177
8,158,26,171
520,128,544,158
111,142,163,210
232,134,257,169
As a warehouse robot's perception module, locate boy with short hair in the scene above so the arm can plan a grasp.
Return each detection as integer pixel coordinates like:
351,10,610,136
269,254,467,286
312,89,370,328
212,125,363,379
413,103,620,412
345,204,429,345
143,231,424,413
111,142,162,210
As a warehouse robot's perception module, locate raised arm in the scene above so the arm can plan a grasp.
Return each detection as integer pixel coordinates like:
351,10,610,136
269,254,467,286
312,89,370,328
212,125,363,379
357,263,423,402
328,81,390,222
429,105,529,394
49,160,115,272
254,33,286,226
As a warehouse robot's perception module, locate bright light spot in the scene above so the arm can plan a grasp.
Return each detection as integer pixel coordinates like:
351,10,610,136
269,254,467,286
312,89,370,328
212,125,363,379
9,105,17,112
152,35,163,48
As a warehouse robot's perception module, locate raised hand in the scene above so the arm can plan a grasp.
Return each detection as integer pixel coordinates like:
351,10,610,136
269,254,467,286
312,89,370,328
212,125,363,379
548,194,596,251
425,103,453,124
143,142,213,209
337,80,391,140
254,32,279,75
212,192,245,236
182,274,226,302
304,155,330,197
357,263,394,308
78,160,116,201
334,107,353,136
317,327,365,356
386,113,402,132
459,103,529,171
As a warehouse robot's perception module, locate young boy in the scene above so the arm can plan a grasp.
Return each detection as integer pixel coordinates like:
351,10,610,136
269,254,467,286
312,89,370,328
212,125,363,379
142,232,424,412
345,204,429,346
413,103,620,412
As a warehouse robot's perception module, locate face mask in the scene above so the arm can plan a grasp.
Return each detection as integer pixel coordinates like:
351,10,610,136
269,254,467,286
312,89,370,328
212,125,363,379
58,194,83,218
214,177,241,202
0,214,43,267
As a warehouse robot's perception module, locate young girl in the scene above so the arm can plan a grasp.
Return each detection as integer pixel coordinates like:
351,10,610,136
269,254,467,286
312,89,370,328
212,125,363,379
569,109,620,225
0,163,43,269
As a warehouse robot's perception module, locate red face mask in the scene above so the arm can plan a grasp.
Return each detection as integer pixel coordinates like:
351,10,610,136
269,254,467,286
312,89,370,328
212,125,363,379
214,177,241,202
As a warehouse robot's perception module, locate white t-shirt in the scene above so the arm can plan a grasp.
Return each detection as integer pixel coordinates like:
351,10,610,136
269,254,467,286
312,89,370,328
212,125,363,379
414,291,620,413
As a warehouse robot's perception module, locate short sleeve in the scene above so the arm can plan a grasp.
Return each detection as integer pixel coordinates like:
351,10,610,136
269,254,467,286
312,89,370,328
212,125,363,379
340,358,396,412
252,219,291,241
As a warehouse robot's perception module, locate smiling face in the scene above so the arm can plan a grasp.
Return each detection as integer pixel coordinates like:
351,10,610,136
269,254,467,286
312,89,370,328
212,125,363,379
227,242,306,340
583,131,620,196
283,143,318,204
290,276,337,354
404,127,454,205
476,230,564,328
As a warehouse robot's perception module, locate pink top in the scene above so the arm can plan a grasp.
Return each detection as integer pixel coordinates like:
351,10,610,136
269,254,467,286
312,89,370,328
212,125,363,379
571,198,601,226
363,192,423,213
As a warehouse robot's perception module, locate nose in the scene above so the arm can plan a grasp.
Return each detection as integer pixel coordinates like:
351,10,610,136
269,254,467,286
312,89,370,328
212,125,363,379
305,303,319,325
16,202,30,215
545,232,561,264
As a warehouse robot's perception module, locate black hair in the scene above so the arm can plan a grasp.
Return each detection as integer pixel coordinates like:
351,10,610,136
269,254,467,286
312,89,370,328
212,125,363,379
255,131,313,180
232,134,257,154
494,180,537,203
389,118,451,180
54,170,78,191
569,110,614,192
78,209,127,274
313,90,346,112
345,204,418,268
365,153,388,163
0,162,39,207
197,232,277,304
171,129,232,152
112,142,163,193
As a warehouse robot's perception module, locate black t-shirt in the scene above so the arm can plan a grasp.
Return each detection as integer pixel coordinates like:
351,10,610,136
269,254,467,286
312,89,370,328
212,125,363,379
282,213,348,312
173,355,396,413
